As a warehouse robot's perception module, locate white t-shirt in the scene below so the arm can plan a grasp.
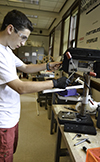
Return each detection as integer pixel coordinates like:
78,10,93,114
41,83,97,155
0,44,23,128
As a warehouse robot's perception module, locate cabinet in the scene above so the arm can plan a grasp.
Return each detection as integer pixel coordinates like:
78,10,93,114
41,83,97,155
17,46,44,64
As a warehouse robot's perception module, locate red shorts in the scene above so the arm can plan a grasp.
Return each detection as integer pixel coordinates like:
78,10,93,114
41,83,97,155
0,123,18,162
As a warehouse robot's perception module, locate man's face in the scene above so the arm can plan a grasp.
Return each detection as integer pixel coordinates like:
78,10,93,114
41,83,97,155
8,27,31,50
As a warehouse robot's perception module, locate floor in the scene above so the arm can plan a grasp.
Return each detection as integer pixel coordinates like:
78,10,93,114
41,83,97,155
13,92,72,162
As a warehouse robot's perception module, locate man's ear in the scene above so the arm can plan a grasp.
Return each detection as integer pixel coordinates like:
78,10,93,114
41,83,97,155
7,24,14,35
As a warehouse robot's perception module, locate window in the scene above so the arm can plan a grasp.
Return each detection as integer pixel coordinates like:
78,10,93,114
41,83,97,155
49,32,54,57
61,0,80,54
69,8,78,48
53,22,62,61
62,16,70,53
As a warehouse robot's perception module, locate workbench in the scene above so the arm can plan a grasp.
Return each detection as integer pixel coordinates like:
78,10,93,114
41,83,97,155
51,104,100,162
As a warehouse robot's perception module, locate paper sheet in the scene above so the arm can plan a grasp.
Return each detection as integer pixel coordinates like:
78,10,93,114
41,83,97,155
43,85,84,94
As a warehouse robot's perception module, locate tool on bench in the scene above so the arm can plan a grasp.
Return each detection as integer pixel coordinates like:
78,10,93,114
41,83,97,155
77,138,91,143
72,133,81,140
74,138,90,146
64,106,77,112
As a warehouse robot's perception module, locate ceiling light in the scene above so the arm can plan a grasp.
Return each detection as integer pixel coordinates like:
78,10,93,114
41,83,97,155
26,15,38,18
32,23,37,26
8,0,39,5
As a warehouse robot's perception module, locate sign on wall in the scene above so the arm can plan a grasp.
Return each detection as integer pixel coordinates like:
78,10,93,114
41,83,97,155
77,0,100,49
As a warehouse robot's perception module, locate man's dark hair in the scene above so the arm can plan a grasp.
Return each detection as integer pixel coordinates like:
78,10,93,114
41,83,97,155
1,9,33,32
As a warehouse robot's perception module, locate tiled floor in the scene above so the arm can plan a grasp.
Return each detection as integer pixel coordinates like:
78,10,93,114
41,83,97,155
13,93,72,162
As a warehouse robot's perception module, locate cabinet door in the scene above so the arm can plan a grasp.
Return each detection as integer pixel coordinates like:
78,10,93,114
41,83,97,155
18,46,32,63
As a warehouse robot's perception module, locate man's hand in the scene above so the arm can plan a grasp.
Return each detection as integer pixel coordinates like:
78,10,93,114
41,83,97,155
52,76,70,89
48,62,62,71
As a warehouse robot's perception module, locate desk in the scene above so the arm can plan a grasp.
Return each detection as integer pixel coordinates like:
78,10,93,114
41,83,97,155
51,104,100,162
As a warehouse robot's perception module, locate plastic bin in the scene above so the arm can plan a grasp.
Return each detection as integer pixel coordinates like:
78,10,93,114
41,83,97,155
86,147,100,162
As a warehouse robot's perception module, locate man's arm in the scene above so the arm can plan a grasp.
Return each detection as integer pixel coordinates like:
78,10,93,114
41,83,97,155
7,78,54,94
7,76,69,95
17,62,62,73
17,63,46,73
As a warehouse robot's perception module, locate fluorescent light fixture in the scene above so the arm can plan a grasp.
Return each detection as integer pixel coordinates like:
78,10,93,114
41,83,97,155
32,23,37,26
26,15,38,18
8,0,39,5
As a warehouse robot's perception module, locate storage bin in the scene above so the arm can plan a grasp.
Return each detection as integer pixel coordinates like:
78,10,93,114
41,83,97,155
86,147,100,162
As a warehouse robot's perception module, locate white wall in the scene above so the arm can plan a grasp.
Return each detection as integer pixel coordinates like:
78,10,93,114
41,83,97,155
52,0,75,60
27,34,49,55
49,0,75,33
53,30,61,61
25,0,75,58
77,0,100,101
77,0,100,49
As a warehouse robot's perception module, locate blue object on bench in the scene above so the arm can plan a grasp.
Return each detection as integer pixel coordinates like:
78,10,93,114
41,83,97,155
57,89,78,97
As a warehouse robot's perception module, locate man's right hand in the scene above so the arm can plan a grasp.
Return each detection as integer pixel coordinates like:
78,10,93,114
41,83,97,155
52,76,70,89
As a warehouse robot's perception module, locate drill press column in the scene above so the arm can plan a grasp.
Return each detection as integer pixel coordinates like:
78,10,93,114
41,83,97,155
80,73,90,116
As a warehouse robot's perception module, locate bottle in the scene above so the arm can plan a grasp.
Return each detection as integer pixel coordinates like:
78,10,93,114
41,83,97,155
96,106,100,128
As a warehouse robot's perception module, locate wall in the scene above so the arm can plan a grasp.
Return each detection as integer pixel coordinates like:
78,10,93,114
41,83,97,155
16,34,49,64
77,0,100,49
53,23,62,61
23,0,75,59
62,16,70,54
53,30,61,61
49,0,75,33
52,0,76,60
27,34,49,55
77,0,100,101
17,46,44,64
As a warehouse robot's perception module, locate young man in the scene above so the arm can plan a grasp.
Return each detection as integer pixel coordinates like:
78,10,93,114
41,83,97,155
0,10,69,162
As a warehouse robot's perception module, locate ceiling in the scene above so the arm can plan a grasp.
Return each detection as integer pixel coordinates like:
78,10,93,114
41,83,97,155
0,0,67,32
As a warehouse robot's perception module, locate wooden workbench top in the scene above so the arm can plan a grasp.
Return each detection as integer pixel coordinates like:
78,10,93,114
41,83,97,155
52,104,100,162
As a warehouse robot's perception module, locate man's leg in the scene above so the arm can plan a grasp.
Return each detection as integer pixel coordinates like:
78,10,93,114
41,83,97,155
13,123,18,154
0,123,18,162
